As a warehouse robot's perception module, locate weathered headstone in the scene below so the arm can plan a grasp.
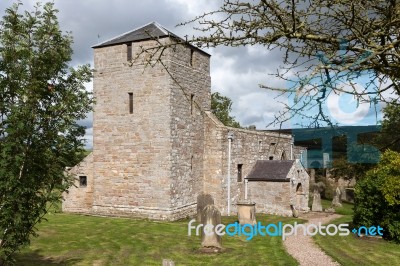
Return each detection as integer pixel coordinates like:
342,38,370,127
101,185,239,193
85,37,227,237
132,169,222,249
325,207,335,213
311,182,324,212
290,205,299,218
162,259,175,266
201,204,222,249
331,187,342,207
344,188,355,203
236,200,257,225
197,193,214,222
312,189,323,212
309,168,316,186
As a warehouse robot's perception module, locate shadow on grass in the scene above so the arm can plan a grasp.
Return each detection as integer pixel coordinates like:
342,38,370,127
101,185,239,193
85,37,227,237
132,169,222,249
14,250,81,266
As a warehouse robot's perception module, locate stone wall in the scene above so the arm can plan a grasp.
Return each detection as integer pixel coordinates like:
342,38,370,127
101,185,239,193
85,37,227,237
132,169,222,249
168,43,211,217
203,112,304,215
62,153,94,213
92,40,172,219
62,33,307,220
248,181,292,216
63,38,211,220
288,161,310,211
247,160,309,217
202,112,225,211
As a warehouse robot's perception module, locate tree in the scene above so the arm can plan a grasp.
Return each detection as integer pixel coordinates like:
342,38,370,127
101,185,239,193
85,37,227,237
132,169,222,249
0,2,93,263
353,150,400,242
330,157,374,182
211,92,241,128
375,103,400,152
329,102,400,183
178,2,400,242
180,0,399,127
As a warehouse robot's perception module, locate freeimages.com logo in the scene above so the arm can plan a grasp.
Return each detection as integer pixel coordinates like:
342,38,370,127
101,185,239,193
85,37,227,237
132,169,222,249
287,40,382,167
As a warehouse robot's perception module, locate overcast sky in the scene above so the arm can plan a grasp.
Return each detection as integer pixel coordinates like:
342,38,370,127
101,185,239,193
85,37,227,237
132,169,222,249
0,0,383,149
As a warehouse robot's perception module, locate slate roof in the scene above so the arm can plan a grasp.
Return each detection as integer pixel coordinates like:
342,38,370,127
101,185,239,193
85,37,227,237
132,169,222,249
246,160,295,182
92,22,209,55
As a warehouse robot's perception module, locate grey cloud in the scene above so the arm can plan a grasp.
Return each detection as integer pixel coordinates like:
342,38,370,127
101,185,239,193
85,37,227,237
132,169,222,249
54,0,191,66
77,112,93,129
0,1,291,146
241,114,264,126
211,45,285,76
83,127,93,150
232,92,289,129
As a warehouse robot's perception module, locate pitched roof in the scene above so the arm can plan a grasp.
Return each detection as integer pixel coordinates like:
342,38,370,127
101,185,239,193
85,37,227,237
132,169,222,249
92,22,209,56
93,22,177,48
246,160,295,182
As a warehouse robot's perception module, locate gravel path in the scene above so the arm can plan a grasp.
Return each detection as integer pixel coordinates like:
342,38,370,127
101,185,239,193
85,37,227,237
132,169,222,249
284,212,342,266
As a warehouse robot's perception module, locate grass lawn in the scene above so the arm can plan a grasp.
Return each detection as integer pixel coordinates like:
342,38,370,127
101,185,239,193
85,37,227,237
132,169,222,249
15,213,304,266
314,200,400,266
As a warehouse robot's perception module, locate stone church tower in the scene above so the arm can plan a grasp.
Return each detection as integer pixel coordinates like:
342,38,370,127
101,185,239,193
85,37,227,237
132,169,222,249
63,22,211,219
63,22,309,220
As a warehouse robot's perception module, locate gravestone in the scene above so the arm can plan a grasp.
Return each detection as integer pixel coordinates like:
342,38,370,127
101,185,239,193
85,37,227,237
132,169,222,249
290,205,299,218
312,189,323,212
236,200,257,225
197,193,214,222
311,182,325,212
331,187,342,207
325,207,335,213
162,259,175,266
309,169,316,186
311,182,324,212
201,204,222,249
344,188,355,203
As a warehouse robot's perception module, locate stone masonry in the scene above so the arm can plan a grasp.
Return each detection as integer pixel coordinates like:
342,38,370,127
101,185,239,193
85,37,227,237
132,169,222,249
62,22,308,220
246,160,310,216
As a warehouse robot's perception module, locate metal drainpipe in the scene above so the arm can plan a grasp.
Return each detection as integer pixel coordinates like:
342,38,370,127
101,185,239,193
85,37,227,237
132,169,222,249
290,136,294,160
227,131,234,215
245,179,248,200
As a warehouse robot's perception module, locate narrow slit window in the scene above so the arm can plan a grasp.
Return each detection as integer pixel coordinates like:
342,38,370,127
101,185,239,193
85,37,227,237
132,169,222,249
258,141,262,152
128,92,133,114
127,43,132,61
190,94,194,115
79,176,87,187
237,164,243,182
190,49,194,66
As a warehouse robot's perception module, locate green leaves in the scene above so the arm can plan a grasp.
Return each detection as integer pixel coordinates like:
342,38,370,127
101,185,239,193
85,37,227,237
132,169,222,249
375,103,400,152
0,1,93,263
211,92,241,128
353,150,400,243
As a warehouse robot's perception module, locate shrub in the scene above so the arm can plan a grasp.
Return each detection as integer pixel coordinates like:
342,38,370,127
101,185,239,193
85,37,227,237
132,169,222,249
353,150,400,242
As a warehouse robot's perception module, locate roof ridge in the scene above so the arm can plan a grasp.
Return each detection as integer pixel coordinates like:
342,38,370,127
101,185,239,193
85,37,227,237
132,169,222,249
257,159,295,162
92,22,210,56
152,21,169,35
94,21,160,48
